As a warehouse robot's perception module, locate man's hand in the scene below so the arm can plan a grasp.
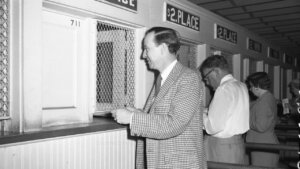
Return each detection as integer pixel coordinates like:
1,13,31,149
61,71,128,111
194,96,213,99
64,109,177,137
111,108,134,124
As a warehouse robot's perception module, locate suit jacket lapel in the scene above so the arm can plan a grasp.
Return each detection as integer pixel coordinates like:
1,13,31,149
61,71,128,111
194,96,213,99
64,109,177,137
149,62,184,113
144,85,155,113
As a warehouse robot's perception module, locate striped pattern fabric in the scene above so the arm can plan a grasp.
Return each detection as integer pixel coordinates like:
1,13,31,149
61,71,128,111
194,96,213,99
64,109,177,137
131,62,207,169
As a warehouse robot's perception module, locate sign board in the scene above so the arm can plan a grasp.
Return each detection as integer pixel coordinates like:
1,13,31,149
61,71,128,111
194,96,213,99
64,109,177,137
268,47,280,59
247,38,262,53
215,24,237,44
165,3,200,31
96,0,137,12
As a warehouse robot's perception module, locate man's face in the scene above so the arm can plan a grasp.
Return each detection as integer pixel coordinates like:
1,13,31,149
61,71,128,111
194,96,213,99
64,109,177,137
289,84,300,97
202,68,219,90
142,32,162,70
249,85,259,97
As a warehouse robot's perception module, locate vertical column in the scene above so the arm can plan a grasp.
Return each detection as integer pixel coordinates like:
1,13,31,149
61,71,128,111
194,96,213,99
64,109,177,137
273,66,280,100
280,68,284,99
243,58,249,81
232,54,241,81
286,69,293,99
135,28,150,109
264,63,268,73
197,44,211,107
23,0,43,131
196,44,209,68
257,61,264,72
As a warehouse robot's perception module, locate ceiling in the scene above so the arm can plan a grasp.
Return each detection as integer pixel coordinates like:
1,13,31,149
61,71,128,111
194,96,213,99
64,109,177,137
187,0,300,59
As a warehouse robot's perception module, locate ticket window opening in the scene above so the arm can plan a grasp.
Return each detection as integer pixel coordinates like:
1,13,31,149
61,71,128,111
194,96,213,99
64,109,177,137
177,42,198,70
94,21,135,115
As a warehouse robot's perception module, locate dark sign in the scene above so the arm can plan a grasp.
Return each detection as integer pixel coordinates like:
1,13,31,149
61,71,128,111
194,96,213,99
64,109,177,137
166,3,200,31
248,38,262,53
285,54,293,64
215,24,237,44
100,0,137,11
269,48,279,59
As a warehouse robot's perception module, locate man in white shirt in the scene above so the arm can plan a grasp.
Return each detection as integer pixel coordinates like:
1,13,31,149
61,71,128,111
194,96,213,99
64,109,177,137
112,27,206,169
199,55,249,164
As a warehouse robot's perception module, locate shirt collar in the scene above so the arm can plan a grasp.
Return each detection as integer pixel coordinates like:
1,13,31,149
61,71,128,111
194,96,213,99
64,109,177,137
220,74,234,85
161,60,177,85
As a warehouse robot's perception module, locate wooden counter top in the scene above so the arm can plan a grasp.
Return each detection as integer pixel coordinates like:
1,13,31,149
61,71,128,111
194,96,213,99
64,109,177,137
0,116,126,146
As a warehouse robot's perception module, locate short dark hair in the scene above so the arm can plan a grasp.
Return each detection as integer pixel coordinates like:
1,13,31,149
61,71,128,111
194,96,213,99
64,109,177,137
199,55,230,73
145,27,180,54
246,72,271,90
288,79,300,89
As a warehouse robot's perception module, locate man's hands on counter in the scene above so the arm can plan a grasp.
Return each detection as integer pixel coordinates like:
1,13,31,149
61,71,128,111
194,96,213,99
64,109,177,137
111,107,135,124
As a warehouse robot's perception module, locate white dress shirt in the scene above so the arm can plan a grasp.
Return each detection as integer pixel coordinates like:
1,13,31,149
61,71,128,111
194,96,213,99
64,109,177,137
160,60,177,86
203,74,249,138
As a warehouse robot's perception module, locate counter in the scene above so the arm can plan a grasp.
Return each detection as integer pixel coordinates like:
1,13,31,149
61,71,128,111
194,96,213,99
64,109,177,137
0,116,126,145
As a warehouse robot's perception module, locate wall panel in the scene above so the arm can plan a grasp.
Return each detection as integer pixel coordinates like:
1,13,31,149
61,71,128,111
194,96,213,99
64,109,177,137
0,129,135,169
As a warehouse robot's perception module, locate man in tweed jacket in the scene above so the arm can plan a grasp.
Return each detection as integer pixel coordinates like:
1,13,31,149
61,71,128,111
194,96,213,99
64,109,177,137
112,27,206,169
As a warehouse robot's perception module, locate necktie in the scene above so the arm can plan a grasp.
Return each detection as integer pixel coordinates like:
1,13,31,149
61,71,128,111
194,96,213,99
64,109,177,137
155,75,162,96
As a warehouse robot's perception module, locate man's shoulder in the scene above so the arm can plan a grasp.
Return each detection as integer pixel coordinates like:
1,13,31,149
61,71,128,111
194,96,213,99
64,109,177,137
220,78,247,92
181,67,201,80
173,62,202,83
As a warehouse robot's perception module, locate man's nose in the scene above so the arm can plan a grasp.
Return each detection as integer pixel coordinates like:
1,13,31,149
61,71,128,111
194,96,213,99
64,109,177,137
142,50,147,59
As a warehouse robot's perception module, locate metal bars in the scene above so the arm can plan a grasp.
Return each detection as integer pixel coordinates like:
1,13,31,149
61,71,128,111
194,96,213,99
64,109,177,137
95,21,135,112
0,0,9,118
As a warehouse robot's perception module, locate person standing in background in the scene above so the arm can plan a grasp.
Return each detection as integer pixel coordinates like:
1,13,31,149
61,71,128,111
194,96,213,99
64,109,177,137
246,72,279,167
286,79,300,123
112,27,206,169
199,55,249,164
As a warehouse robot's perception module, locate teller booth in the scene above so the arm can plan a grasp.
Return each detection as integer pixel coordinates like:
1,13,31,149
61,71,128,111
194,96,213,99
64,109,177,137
209,46,243,81
242,57,262,80
177,41,199,70
41,9,141,126
203,46,241,106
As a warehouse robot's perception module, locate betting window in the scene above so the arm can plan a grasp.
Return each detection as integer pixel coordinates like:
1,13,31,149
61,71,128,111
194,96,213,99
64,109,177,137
177,42,198,69
209,47,233,73
95,21,135,113
0,0,9,119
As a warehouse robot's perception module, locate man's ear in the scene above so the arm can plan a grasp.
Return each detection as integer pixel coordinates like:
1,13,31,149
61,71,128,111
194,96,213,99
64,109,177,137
214,68,221,76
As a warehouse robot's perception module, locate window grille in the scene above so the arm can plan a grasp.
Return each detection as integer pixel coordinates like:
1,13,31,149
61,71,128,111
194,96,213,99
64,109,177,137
249,59,257,75
177,42,197,69
96,21,135,112
0,0,9,118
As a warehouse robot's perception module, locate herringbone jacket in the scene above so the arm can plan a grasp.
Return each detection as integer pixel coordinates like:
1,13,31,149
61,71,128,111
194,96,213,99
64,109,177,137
131,62,207,169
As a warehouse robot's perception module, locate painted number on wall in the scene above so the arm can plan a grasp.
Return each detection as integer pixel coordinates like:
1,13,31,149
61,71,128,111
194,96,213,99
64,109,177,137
70,19,80,27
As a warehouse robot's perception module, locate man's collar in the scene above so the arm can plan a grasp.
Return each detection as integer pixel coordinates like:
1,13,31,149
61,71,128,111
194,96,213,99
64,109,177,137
220,74,233,85
161,60,177,83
